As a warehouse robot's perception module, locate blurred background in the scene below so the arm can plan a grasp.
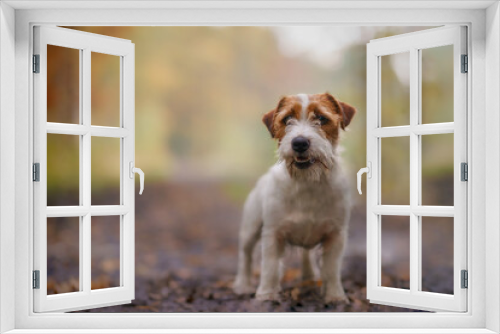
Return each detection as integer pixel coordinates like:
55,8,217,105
45,26,454,312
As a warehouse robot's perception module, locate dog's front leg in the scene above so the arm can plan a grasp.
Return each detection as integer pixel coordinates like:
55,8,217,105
256,232,284,301
302,248,315,281
321,229,348,303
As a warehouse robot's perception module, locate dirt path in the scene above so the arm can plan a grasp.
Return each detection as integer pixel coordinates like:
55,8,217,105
74,182,421,313
79,255,417,312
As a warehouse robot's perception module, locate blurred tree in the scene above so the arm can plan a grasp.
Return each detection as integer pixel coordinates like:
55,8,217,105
47,26,452,207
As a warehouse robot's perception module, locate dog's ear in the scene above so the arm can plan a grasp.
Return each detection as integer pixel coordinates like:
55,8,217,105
323,93,356,130
263,96,288,138
338,101,356,130
262,108,277,138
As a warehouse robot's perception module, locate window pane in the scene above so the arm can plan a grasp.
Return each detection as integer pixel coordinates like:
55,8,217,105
47,45,80,124
381,52,410,127
91,52,120,127
91,216,121,290
381,215,410,290
381,136,410,205
47,217,80,295
421,134,454,206
47,134,79,206
421,45,454,124
421,217,454,294
91,137,121,205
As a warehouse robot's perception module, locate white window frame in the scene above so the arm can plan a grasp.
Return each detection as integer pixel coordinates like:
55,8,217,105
33,26,136,313
366,26,468,312
0,1,499,333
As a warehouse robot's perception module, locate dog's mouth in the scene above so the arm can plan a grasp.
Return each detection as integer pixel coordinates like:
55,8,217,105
293,156,316,169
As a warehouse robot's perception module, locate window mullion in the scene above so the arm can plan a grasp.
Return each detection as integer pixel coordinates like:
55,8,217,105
409,47,420,294
82,48,92,294
78,48,84,293
417,47,424,293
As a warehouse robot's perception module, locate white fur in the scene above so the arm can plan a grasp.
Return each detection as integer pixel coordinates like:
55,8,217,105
233,94,351,303
297,93,309,119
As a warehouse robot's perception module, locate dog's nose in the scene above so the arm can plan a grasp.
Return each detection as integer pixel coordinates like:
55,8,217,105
292,136,310,153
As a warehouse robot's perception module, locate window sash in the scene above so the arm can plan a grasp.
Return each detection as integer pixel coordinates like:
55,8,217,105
32,26,136,313
366,26,468,312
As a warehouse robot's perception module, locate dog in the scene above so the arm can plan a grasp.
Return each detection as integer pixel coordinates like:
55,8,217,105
233,92,356,303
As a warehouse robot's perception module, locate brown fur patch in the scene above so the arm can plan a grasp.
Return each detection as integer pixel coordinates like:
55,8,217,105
338,101,356,128
308,93,344,144
263,96,302,140
262,109,276,137
263,93,356,144
320,93,356,130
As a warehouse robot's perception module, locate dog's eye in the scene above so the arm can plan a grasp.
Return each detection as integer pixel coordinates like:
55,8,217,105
283,115,293,124
317,115,329,125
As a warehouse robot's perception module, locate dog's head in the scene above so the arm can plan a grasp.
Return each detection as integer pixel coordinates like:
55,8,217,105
263,93,356,181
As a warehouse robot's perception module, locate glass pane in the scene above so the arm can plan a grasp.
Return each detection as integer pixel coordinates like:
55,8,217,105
47,217,80,295
91,137,121,205
91,216,121,290
47,45,80,124
381,52,410,127
381,136,410,205
381,215,410,290
47,134,79,206
421,45,454,124
421,217,454,294
421,134,454,206
91,52,121,127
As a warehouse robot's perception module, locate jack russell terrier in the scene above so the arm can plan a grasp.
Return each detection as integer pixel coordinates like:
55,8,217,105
233,93,356,303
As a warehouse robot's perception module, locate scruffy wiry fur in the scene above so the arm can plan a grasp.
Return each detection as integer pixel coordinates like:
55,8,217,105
233,93,356,303
278,120,338,182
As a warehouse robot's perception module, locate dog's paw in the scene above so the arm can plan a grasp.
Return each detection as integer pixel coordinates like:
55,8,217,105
324,292,349,304
255,292,281,301
233,280,255,295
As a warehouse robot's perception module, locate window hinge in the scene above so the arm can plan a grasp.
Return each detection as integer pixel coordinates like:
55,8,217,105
33,270,40,289
461,270,468,289
461,54,468,73
33,54,40,73
461,162,468,181
33,163,40,182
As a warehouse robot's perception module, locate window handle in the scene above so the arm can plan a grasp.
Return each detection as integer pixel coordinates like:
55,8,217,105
129,162,144,195
357,162,372,195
